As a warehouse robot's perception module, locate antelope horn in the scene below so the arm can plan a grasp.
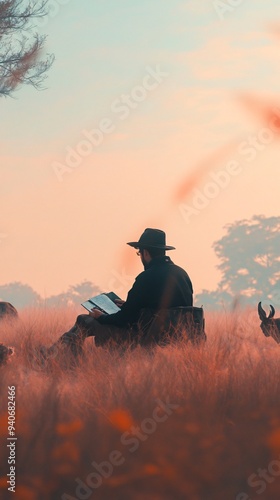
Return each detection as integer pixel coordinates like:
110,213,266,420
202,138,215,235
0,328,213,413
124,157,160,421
268,305,275,319
258,302,267,321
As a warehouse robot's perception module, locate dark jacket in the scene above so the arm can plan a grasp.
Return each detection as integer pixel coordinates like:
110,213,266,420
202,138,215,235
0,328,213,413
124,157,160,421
98,256,193,329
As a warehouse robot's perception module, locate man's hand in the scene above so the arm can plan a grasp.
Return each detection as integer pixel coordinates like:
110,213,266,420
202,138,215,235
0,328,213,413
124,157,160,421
115,299,125,307
89,308,104,319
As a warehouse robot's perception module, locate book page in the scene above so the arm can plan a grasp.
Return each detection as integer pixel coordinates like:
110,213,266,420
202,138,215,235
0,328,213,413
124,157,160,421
89,294,120,314
81,300,95,312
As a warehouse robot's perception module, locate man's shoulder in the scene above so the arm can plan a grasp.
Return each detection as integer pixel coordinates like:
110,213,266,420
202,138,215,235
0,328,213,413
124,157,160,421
134,259,190,279
172,262,189,274
156,258,188,275
134,270,147,282
134,266,159,283
169,262,193,285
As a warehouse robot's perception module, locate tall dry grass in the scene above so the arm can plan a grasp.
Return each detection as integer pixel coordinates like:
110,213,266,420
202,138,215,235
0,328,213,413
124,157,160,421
0,307,280,500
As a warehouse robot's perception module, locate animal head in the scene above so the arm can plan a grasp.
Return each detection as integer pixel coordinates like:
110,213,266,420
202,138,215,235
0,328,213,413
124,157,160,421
258,302,280,343
0,302,18,319
0,344,14,366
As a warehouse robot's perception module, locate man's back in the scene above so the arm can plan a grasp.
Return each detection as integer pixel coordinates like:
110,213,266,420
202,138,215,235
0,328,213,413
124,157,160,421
136,256,193,309
98,256,193,328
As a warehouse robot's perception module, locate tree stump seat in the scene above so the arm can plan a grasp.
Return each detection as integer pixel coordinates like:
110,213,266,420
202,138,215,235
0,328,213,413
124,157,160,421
138,306,207,346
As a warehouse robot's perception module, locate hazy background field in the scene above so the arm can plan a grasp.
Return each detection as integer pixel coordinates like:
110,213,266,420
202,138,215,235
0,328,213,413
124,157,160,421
0,308,280,500
1,2,279,498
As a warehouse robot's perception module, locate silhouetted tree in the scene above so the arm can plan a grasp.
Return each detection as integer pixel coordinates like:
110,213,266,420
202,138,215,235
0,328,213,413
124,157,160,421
0,282,41,308
0,280,102,308
45,281,101,307
195,289,233,310
215,215,280,298
0,0,54,97
68,281,101,300
196,215,280,309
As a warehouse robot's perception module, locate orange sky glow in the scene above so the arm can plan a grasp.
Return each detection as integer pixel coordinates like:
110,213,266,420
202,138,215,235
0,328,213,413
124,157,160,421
0,1,279,302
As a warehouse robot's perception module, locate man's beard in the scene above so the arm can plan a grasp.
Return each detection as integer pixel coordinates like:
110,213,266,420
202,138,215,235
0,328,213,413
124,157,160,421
142,257,149,270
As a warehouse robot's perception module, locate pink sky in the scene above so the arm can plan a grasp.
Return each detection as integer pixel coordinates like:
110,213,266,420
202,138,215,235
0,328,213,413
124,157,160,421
0,1,279,301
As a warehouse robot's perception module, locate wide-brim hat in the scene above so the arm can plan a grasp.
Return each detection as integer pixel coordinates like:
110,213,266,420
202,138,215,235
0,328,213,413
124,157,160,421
127,228,175,250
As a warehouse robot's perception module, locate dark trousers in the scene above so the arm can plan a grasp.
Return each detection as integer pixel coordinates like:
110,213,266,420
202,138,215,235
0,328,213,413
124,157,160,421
53,314,135,356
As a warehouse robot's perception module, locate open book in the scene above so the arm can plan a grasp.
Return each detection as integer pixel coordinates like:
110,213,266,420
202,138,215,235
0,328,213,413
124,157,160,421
81,291,121,315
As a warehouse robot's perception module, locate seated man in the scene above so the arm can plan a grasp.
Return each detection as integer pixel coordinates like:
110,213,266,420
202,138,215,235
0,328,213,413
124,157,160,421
42,228,194,357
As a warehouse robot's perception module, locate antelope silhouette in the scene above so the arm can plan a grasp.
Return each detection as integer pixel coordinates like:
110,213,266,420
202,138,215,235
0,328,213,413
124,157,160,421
258,302,280,344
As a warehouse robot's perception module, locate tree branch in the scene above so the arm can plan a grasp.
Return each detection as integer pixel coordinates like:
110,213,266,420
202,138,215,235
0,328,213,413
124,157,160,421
0,0,54,97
